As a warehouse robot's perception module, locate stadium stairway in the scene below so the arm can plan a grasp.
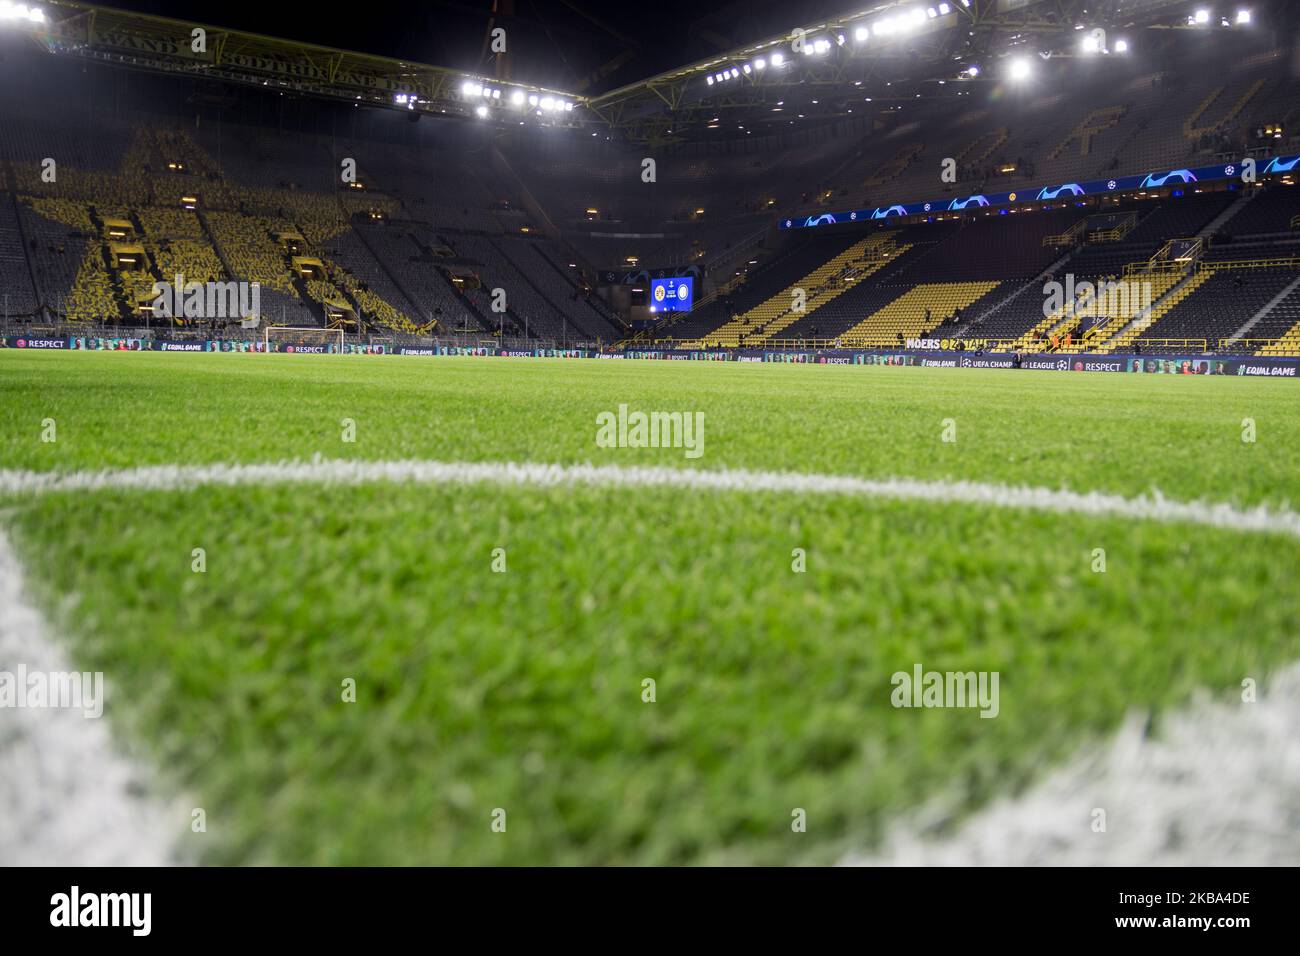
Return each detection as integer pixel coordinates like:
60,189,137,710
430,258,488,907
968,246,1079,348
0,184,39,317
741,235,913,346
1230,273,1300,347
840,281,1001,348
345,217,433,326
1198,190,1253,238
1004,267,1096,354
195,208,238,285
1140,265,1299,352
1252,280,1300,356
666,234,855,345
1091,270,1210,353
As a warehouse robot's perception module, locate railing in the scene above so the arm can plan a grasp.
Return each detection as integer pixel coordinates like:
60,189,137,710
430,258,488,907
699,224,768,277
1129,338,1209,352
762,338,837,350
694,270,746,310
1218,337,1280,350
1043,219,1087,247
1124,257,1188,277
1291,214,1300,230
1199,255,1300,272
1089,212,1138,243
1083,317,1121,344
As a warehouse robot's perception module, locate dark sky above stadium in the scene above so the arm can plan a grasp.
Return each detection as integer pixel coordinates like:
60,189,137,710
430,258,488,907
97,0,849,94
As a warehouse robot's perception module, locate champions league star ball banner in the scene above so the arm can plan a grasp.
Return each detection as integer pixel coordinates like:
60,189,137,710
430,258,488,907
778,154,1300,229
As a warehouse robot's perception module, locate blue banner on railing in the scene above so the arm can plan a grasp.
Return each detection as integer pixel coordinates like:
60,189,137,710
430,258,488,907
778,154,1300,229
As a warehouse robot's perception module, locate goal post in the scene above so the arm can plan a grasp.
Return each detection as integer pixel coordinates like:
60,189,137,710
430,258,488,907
263,326,346,353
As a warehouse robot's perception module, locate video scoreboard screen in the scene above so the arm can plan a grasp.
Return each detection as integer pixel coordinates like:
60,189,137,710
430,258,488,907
649,276,693,313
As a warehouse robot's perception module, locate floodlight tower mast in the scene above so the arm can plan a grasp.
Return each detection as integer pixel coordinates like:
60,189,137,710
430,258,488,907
482,0,516,82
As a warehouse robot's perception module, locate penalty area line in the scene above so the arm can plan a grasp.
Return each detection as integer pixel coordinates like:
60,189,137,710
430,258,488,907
0,458,1297,539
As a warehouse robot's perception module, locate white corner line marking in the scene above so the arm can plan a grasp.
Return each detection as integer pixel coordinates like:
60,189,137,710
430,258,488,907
0,529,175,865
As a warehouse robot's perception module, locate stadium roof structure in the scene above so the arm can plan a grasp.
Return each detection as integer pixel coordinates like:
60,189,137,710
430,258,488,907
3,0,1289,146
584,0,1282,144
16,0,589,128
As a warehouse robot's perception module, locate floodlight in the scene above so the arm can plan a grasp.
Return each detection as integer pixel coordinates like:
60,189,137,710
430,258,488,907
1114,39,1129,53
1194,9,1210,24
854,26,869,42
1236,9,1251,24
475,105,488,118
1009,58,1032,81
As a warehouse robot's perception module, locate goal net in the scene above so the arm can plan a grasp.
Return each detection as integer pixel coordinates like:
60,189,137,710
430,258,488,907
263,326,345,354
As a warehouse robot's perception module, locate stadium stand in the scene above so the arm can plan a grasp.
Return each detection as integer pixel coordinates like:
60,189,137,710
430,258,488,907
0,192,38,317
0,10,1297,356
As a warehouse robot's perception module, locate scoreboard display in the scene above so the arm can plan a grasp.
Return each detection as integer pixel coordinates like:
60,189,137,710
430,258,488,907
649,276,693,313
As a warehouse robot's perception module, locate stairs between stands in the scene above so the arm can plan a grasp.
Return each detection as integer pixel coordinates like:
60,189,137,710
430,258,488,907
347,215,432,324
964,247,1077,343
1226,273,1300,345
196,207,239,285
1198,190,1253,238
3,160,43,316
1091,268,1209,353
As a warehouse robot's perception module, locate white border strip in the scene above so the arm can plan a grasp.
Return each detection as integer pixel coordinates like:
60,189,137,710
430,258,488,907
0,529,175,866
1,458,1298,538
843,664,1300,866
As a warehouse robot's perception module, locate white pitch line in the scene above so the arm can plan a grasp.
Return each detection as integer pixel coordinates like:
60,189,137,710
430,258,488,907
1,458,1298,538
843,663,1300,866
0,529,176,866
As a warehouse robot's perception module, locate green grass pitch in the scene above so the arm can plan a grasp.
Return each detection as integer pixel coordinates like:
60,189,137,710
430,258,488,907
1,351,1298,864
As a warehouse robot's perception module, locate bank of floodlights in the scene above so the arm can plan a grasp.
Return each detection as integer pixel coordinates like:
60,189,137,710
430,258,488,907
0,2,44,23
